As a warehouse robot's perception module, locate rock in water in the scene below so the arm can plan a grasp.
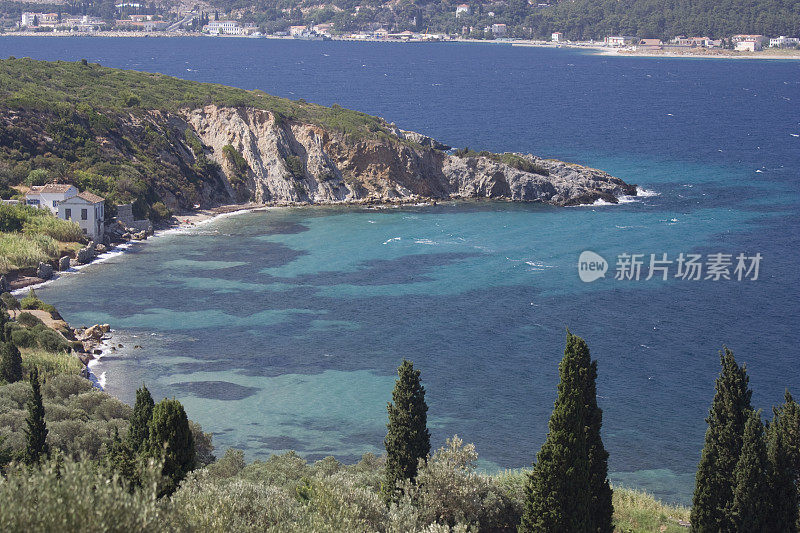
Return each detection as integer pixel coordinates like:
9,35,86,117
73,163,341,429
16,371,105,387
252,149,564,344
58,256,71,271
77,246,95,265
36,262,53,280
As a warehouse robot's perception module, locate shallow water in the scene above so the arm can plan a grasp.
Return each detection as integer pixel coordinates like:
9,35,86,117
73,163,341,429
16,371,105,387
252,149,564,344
3,37,796,504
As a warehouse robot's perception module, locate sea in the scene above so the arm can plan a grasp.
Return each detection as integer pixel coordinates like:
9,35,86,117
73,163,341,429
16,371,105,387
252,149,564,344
2,36,798,504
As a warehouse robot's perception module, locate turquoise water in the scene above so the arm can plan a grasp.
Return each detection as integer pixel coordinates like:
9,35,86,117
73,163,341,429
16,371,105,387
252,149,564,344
4,37,797,504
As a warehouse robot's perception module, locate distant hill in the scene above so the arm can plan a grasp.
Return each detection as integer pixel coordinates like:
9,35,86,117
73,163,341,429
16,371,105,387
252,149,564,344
2,0,797,39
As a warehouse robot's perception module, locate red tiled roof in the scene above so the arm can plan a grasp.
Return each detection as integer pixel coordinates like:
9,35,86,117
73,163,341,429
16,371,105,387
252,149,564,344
76,191,105,203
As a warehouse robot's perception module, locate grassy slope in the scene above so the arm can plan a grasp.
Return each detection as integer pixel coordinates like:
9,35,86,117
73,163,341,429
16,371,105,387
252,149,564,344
0,57,392,139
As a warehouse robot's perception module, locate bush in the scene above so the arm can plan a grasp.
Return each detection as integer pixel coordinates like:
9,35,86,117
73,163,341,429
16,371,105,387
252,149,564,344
0,233,59,270
23,215,85,242
150,201,171,221
24,169,49,187
36,328,70,352
19,288,41,310
15,311,42,328
0,293,19,311
0,458,164,532
22,349,83,378
10,327,36,348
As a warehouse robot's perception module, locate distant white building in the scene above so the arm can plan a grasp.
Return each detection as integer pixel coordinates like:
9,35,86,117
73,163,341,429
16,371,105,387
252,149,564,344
205,20,241,35
735,40,762,52
455,4,470,16
58,191,105,241
25,184,78,214
770,36,800,47
551,32,563,42
491,23,507,37
605,35,635,46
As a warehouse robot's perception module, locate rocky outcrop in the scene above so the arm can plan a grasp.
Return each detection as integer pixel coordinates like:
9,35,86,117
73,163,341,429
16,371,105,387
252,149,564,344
58,256,71,271
183,105,636,207
36,262,53,280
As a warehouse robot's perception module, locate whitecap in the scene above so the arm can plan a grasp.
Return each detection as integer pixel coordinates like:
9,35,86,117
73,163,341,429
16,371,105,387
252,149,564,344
382,237,401,245
414,239,437,245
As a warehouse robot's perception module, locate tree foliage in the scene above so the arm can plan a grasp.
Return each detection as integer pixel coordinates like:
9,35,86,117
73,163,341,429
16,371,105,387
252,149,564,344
730,410,771,531
521,331,612,532
148,398,196,496
383,359,430,502
0,341,22,383
128,383,154,453
23,366,49,465
691,347,753,531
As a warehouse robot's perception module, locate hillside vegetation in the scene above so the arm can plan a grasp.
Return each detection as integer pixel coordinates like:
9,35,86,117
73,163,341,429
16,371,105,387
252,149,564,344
0,58,405,219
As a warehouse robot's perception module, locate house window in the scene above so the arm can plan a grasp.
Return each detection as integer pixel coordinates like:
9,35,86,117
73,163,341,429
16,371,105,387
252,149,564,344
65,209,71,219
53,200,57,207
81,209,88,220
27,199,39,205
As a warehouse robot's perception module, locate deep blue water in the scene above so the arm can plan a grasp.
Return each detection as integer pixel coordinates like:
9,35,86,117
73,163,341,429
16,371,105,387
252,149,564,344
2,37,798,504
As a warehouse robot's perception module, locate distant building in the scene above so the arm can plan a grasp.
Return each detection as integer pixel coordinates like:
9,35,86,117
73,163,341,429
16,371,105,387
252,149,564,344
58,191,105,241
732,34,766,45
770,36,800,47
735,40,762,51
551,32,563,42
491,23,507,37
456,4,470,16
637,38,663,49
605,35,634,47
289,25,308,37
25,184,78,215
205,20,241,35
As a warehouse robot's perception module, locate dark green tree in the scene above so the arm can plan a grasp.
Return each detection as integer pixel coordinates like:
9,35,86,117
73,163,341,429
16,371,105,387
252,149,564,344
0,341,22,383
23,367,49,465
106,427,140,492
0,308,9,341
691,347,753,532
768,391,800,532
382,359,430,502
128,384,154,453
147,398,195,496
580,334,614,533
730,410,770,531
521,331,598,532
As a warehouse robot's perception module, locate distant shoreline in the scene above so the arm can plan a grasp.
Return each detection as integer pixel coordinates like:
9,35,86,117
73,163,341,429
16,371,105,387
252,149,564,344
2,32,799,60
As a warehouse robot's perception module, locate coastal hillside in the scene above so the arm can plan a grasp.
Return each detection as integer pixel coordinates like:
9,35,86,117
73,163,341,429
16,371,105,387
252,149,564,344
0,58,636,218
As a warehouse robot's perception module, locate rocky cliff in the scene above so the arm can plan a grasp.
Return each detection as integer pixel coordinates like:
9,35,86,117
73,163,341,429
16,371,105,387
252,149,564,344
183,105,636,207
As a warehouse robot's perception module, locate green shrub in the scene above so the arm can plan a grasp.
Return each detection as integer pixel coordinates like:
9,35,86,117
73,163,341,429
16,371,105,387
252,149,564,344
0,232,59,269
150,201,171,221
24,169,49,187
0,458,164,532
0,293,19,311
16,311,42,328
284,155,305,179
10,327,36,347
23,215,85,242
22,348,83,377
36,329,69,352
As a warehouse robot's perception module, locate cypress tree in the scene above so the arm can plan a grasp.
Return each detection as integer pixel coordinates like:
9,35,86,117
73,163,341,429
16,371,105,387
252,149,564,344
580,334,614,533
730,409,771,531
23,367,49,465
0,341,22,383
382,359,430,502
768,390,800,532
128,384,154,453
691,347,753,532
148,398,195,496
107,427,140,492
520,331,600,532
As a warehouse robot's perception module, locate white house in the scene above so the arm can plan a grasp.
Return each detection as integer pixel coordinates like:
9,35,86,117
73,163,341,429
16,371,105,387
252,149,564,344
770,36,800,48
491,24,507,37
605,35,635,47
205,20,241,35
735,40,762,52
25,184,78,214
455,4,470,16
551,32,563,42
57,191,105,241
